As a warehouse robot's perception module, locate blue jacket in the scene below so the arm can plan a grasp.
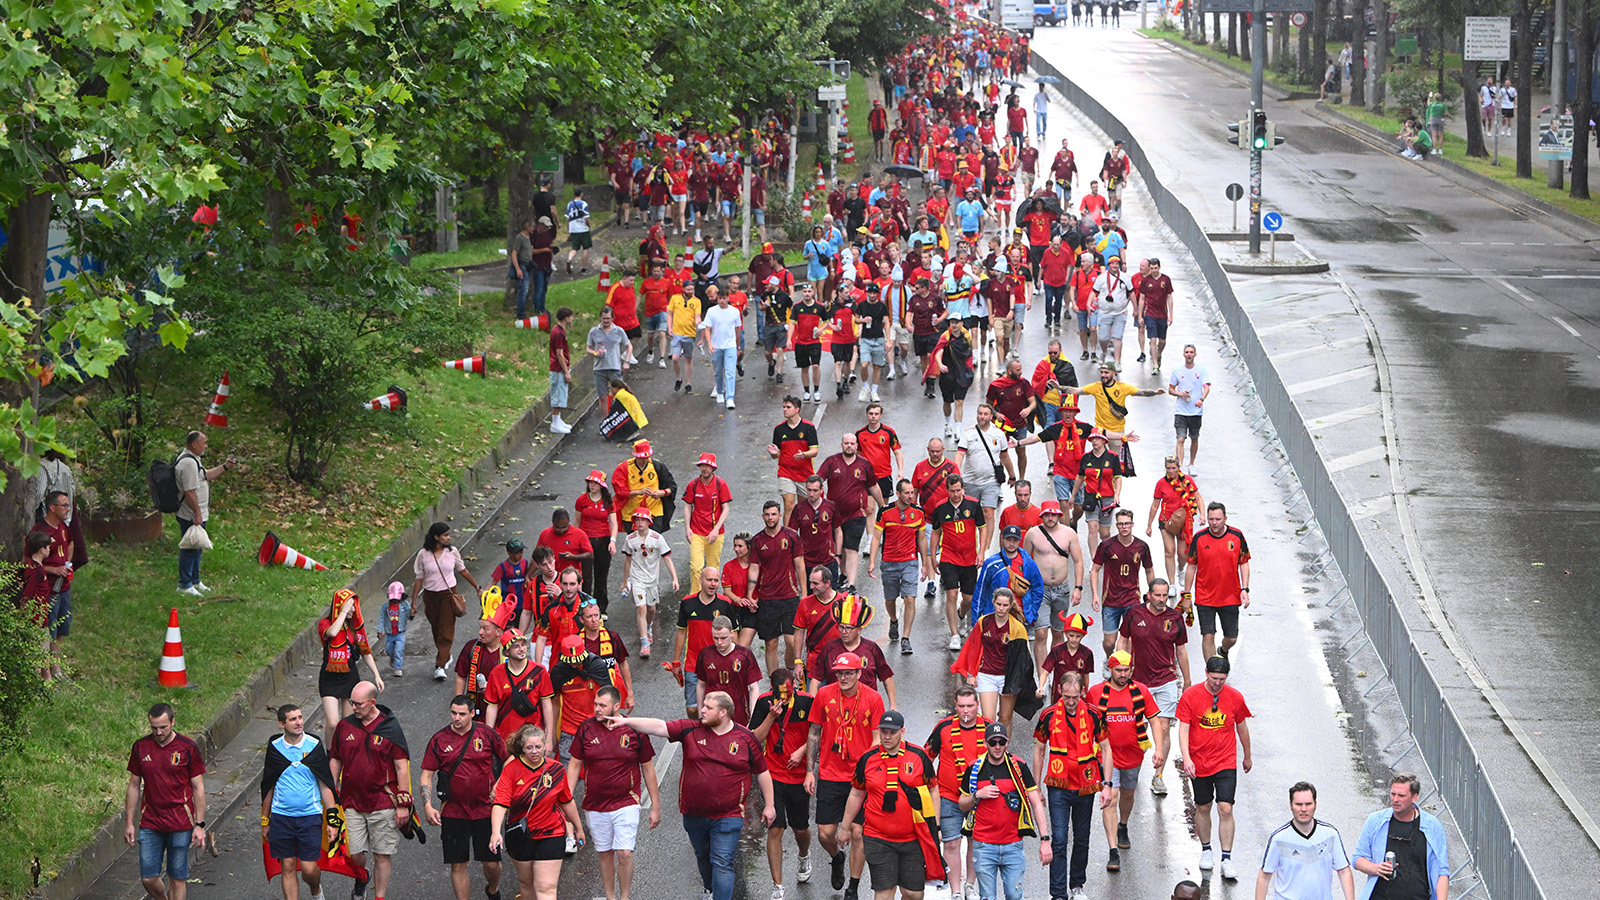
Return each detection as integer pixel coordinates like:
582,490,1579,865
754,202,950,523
1353,807,1448,900
971,548,1044,626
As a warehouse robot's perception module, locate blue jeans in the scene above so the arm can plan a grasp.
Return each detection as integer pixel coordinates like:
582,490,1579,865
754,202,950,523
530,268,550,316
176,518,203,589
682,814,743,900
973,839,1025,900
1043,284,1066,323
1036,111,1048,141
513,267,533,318
712,348,737,400
138,828,192,880
1047,787,1094,894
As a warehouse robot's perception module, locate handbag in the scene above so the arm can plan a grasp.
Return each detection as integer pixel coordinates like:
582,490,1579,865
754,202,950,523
178,524,213,551
975,425,1007,487
1162,508,1187,537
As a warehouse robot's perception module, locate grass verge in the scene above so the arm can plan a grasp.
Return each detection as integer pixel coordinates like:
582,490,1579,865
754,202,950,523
6,275,609,897
412,236,506,270
1137,26,1320,94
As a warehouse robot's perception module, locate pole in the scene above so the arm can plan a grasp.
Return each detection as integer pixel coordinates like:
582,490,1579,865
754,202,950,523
1270,229,1277,262
829,100,841,182
1549,0,1567,188
1248,0,1265,254
1232,199,1239,231
787,100,799,194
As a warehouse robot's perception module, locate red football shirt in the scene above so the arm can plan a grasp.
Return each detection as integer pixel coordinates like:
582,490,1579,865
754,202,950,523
682,475,733,537
852,744,936,842
874,504,925,564
1176,684,1252,777
964,755,1039,844
1118,604,1188,688
667,719,767,818
855,425,901,482
812,683,886,782
924,715,991,797
676,592,738,675
574,494,616,540
491,756,572,838
750,692,814,784
818,453,876,522
570,718,656,812
1093,537,1152,609
913,458,956,511
127,735,205,832
331,713,409,813
750,528,804,600
931,498,984,567
1041,643,1095,703
484,661,554,741
1187,527,1250,608
423,724,508,820
694,644,763,724
771,419,820,482
538,526,591,581
814,638,894,693
794,592,841,673
998,503,1043,539
606,284,640,331
787,499,838,567
1086,680,1154,770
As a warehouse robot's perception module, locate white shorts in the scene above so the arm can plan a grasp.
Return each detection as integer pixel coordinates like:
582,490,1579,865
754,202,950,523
1148,679,1181,719
586,805,641,852
630,583,661,607
976,671,1007,695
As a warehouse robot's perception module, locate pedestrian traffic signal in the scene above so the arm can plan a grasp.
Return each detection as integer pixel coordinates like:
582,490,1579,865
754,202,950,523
1227,121,1247,149
1251,110,1269,150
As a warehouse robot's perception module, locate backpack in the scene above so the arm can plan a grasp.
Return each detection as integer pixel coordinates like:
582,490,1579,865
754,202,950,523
147,452,196,514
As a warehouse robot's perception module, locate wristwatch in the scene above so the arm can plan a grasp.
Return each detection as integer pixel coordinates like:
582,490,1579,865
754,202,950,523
1039,834,1051,842
196,820,206,828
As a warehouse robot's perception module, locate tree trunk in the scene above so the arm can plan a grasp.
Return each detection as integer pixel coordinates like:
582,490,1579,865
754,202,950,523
504,113,536,244
1314,0,1330,94
1301,15,1316,85
1241,15,1252,61
1349,1,1367,106
0,192,51,560
1571,0,1594,198
1229,13,1239,56
1372,0,1389,109
1514,0,1536,178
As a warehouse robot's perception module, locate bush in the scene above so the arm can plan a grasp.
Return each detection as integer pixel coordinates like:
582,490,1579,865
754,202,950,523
0,561,52,808
1382,64,1452,120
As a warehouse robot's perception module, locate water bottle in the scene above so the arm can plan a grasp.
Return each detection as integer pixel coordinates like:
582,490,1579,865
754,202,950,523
1384,850,1397,880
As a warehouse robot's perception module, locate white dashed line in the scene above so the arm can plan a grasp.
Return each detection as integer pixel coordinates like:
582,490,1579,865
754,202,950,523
1551,316,1583,338
1286,365,1377,396
1272,335,1369,362
1309,404,1381,430
1327,445,1389,473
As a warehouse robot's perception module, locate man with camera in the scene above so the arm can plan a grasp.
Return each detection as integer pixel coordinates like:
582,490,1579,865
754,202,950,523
422,695,509,900
954,404,1014,556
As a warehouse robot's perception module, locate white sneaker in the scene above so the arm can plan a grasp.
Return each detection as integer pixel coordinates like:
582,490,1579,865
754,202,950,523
550,419,572,434
1220,857,1238,880
433,666,447,681
178,586,202,596
1199,848,1214,870
870,385,880,401
886,368,896,381
658,358,667,368
771,886,785,900
726,399,736,409
1184,465,1196,477
948,633,963,651
1070,889,1088,900
797,854,812,883
858,384,870,401
964,882,979,900
701,891,713,900
194,581,213,592
712,392,722,402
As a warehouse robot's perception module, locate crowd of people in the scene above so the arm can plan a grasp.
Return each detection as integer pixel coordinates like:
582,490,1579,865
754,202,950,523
116,12,1447,900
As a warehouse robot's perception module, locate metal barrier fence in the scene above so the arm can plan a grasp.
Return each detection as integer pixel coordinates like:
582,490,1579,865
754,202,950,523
1028,51,1544,900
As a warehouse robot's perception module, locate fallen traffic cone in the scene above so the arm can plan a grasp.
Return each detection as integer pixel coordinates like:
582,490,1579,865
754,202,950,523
158,607,192,688
442,354,487,376
514,313,552,332
257,531,329,571
364,385,407,412
204,372,230,428
598,255,611,290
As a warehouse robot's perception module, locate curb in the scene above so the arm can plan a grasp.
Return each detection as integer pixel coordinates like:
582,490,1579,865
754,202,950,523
1205,231,1296,242
1220,259,1330,275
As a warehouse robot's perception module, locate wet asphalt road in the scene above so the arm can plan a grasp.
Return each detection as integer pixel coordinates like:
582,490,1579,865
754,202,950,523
163,74,1417,900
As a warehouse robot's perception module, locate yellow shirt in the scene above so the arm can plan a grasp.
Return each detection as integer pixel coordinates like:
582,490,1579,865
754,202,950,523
668,293,699,337
1084,380,1137,432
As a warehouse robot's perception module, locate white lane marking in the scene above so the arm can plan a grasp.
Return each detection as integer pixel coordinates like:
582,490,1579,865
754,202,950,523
1308,404,1381,431
814,401,828,428
1257,310,1356,336
1286,365,1377,396
1326,445,1389,473
1551,316,1582,338
643,742,679,810
1241,288,1338,311
1272,336,1369,362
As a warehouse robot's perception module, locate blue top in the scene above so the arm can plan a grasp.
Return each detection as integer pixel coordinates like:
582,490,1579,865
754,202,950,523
804,240,832,280
269,734,325,818
955,200,986,233
971,548,1045,626
1353,807,1448,900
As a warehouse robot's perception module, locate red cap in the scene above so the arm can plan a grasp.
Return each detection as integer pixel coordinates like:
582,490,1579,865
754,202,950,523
831,651,865,671
586,469,607,484
500,628,529,647
696,452,718,468
1059,611,1094,634
1088,428,1108,441
633,439,653,458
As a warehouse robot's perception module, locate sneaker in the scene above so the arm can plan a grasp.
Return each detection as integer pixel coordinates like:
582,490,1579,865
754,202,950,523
726,400,736,409
1198,848,1214,871
901,637,913,655
768,360,776,378
1107,848,1121,871
550,420,572,434
1220,857,1238,880
351,878,369,900
776,373,785,383
1081,351,1090,360
886,368,896,381
674,379,682,392
771,887,785,900
701,891,712,900
640,639,651,659
1069,889,1088,900
1117,823,1130,849
194,581,213,592
948,633,963,651
797,854,813,883
658,358,667,368
311,892,325,900
684,384,693,395
393,667,403,678
964,883,979,900
830,850,848,890
433,666,447,682
178,586,203,596
1184,465,1196,477
858,384,870,401
924,581,937,599
1137,352,1146,362
870,385,880,401
712,392,723,402
888,620,900,642
737,364,745,376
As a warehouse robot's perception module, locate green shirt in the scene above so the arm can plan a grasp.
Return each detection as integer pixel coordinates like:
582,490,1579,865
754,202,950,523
1425,101,1447,123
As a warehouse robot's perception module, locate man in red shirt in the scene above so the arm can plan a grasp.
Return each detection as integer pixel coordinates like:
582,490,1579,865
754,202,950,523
818,433,886,590
1116,580,1189,796
681,452,733,594
807,652,887,899
840,711,940,900
986,356,1038,478
1090,509,1154,657
1182,502,1251,661
605,272,642,364
421,694,510,900
606,692,775,900
695,615,763,725
998,479,1043,542
749,500,808,673
963,722,1052,900
548,306,574,434
1032,672,1109,900
791,283,827,402
793,568,842,686
1085,651,1157,872
812,598,896,707
537,508,593,584
868,478,931,656
1134,257,1175,374
788,476,842,587
1017,142,1040,197
126,703,207,900
484,629,555,744
640,260,677,366
672,567,739,717
1038,235,1073,329
856,402,905,506
768,396,820,520
566,686,661,900
750,669,817,895
1021,199,1056,290
1050,138,1079,204
924,687,989,898
930,475,986,652
1176,656,1253,876
330,682,412,900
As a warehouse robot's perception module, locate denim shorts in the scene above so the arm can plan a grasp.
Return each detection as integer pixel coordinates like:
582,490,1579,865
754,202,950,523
880,559,921,601
138,828,192,880
647,312,670,332
549,374,569,408
939,796,965,843
1076,309,1097,332
1101,603,1132,634
860,337,888,367
1051,474,1085,507
753,209,767,226
721,200,736,218
683,671,699,711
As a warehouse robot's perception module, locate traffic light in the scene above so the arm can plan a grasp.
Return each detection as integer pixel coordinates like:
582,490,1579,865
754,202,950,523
1251,110,1268,150
1227,120,1247,149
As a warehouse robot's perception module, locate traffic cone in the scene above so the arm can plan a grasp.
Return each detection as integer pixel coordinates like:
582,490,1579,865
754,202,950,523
257,531,329,571
801,193,812,219
442,354,487,376
685,232,694,259
364,385,407,411
842,137,857,164
204,372,230,428
514,313,552,332
814,162,826,191
598,255,611,290
158,608,191,688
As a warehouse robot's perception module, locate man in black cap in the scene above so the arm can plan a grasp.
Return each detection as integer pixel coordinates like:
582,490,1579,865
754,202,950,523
1175,656,1252,880
840,711,940,900
960,722,1051,900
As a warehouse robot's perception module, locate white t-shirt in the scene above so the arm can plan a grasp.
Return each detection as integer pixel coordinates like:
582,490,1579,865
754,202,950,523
1169,363,1211,416
958,424,1008,487
700,304,743,350
1259,819,1351,900
1498,85,1517,110
621,530,672,587
1034,92,1048,116
1093,270,1132,316
565,198,591,233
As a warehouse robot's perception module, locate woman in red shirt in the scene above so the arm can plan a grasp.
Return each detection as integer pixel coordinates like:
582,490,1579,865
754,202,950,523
318,588,384,729
575,470,620,613
489,724,585,898
721,534,756,646
952,589,1030,733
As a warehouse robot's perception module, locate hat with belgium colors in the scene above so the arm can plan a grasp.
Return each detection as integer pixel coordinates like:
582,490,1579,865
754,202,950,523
1059,611,1093,634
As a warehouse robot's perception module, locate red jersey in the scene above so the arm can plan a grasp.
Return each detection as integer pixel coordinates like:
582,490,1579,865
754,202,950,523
1118,604,1188,688
574,493,616,540
793,300,826,345
787,499,839,567
924,715,991,797
1085,680,1155,770
1077,450,1122,499
491,756,571,838
1175,684,1252,777
641,276,677,317
912,457,957,512
998,503,1042,539
667,719,767,818
570,718,656,812
873,504,925,564
330,712,409,813
814,637,894,693
721,559,751,601
964,754,1040,844
548,323,569,374
749,691,814,784
695,644,763,723
537,525,591,582
812,683,886,782
1042,642,1095,703
484,660,554,741
794,592,841,673
127,735,205,832
422,724,508,820
606,284,640,330
818,453,877,522
852,744,936,842
931,498,984,567
750,527,804,600
1093,537,1152,608
1187,527,1250,608
675,592,737,675
682,475,733,537
771,419,820,482
1006,106,1026,134
985,376,1035,430
1023,209,1054,247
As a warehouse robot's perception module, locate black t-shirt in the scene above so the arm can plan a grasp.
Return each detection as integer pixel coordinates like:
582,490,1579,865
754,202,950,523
856,300,890,340
532,190,557,225
762,291,793,329
843,197,868,233
1372,815,1429,900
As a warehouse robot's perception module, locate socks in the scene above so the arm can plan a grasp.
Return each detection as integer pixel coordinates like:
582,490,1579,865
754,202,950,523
1221,850,1232,860
1201,842,1212,851
847,877,861,892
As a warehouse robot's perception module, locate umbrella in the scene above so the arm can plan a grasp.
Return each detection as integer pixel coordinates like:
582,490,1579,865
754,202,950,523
1037,76,1062,85
884,164,925,179
1016,195,1063,219
1001,79,1024,88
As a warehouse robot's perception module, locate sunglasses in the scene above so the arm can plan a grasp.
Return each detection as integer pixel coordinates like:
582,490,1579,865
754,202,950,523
987,738,1008,746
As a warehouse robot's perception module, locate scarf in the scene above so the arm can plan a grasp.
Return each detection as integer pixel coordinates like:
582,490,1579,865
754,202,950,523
1042,699,1103,793
1094,682,1152,753
961,752,1038,838
1165,472,1200,519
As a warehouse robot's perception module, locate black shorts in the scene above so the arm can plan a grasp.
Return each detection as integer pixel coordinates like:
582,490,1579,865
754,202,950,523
794,343,822,367
832,342,858,364
864,836,927,892
1175,414,1203,441
504,831,566,862
913,332,940,356
756,595,800,641
613,187,631,205
1193,768,1238,806
441,816,499,864
624,325,642,339
940,375,970,404
268,813,323,862
939,561,977,595
815,778,853,826
872,129,887,140
771,780,812,830
841,516,868,552
1196,604,1240,639
962,315,984,332
694,200,709,215
319,670,358,701
733,603,759,633
876,477,895,501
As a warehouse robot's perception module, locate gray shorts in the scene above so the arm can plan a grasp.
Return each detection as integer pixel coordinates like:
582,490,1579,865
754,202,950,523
860,337,888,367
1148,679,1181,719
1098,312,1128,342
1109,764,1143,790
1038,581,1075,627
670,334,696,358
969,481,1001,510
880,559,921,602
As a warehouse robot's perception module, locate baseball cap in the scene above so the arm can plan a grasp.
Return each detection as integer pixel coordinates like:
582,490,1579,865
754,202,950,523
387,581,406,600
1206,655,1231,674
1100,359,1120,373
984,722,1009,743
830,651,865,671
632,439,653,458
878,710,906,730
696,452,718,468
1000,524,1023,540
1108,650,1134,668
1039,500,1064,516
505,538,525,552
1059,611,1093,634
767,275,782,286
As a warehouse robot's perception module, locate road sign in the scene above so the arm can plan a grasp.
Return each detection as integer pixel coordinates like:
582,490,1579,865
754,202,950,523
1290,12,1307,26
1464,17,1511,62
1395,33,1419,57
1263,212,1283,232
817,85,847,102
1225,183,1244,201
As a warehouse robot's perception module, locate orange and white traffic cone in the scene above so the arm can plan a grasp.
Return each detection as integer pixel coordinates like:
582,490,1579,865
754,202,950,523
514,313,552,332
842,137,857,164
598,255,611,290
204,372,230,428
442,354,486,376
815,162,826,191
257,531,329,571
801,193,812,219
158,608,191,688
364,385,407,411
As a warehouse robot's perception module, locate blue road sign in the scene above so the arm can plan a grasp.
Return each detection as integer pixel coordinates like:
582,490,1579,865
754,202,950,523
1263,212,1283,233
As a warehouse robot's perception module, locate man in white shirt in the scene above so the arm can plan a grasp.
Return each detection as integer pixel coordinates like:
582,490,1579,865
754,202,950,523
955,403,1014,554
1167,344,1210,471
1092,256,1133,366
1033,85,1050,142
1256,782,1354,900
698,289,743,410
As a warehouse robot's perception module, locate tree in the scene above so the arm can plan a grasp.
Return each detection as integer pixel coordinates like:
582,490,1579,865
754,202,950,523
827,0,941,70
1574,0,1595,197
1513,0,1536,177
1351,0,1369,105
1372,0,1390,109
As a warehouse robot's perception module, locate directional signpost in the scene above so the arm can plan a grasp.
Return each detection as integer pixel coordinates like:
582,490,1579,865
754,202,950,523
1263,211,1283,262
1464,17,1511,165
1226,182,1245,231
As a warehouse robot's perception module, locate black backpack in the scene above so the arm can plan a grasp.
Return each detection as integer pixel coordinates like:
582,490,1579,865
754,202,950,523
147,452,193,514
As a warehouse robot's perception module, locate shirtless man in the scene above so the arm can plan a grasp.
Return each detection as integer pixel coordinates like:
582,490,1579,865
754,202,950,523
1021,500,1085,667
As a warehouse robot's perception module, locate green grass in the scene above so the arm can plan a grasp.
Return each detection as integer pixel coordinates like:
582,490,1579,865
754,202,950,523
6,276,612,897
1327,103,1600,227
412,235,507,270
1138,27,1319,93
